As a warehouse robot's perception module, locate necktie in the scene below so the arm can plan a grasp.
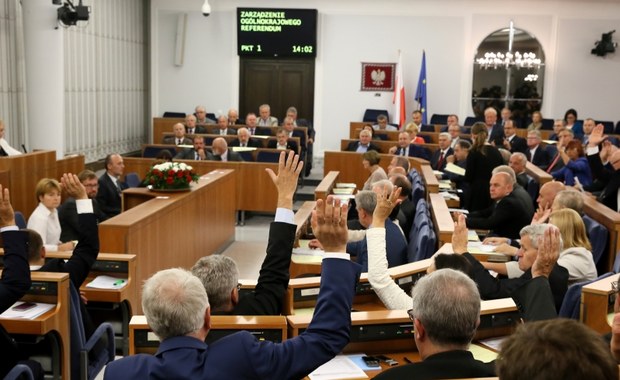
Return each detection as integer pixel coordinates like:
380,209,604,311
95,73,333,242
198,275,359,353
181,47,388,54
241,143,246,148
195,152,200,160
189,128,194,134
177,139,181,145
401,148,406,157
115,180,122,194
547,153,561,173
250,128,255,135
437,151,445,169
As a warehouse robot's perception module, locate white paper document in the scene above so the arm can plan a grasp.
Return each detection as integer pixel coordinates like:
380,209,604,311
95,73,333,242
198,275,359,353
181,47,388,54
86,275,128,289
445,162,465,176
232,146,257,152
0,302,55,320
308,355,369,379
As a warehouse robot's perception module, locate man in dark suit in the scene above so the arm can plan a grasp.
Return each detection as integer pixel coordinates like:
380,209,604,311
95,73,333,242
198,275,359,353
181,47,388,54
229,127,261,148
59,170,107,242
175,136,213,161
390,174,415,239
546,128,572,173
267,128,299,153
184,114,207,135
374,267,495,380
211,137,243,162
466,172,532,240
162,123,192,145
525,130,551,170
96,153,128,219
245,113,272,136
586,124,620,212
345,129,380,153
430,132,454,171
104,187,362,380
501,120,527,153
484,107,505,146
391,132,430,160
192,151,301,315
209,116,236,136
509,152,529,188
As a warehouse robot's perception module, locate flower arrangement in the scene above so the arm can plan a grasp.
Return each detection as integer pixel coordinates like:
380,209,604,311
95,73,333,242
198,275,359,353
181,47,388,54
144,162,199,190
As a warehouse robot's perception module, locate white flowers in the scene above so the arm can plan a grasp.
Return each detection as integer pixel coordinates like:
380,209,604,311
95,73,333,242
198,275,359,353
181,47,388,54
152,162,193,172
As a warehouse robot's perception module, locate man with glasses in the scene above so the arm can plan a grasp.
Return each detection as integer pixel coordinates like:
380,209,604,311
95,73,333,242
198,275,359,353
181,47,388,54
59,169,107,241
194,105,215,125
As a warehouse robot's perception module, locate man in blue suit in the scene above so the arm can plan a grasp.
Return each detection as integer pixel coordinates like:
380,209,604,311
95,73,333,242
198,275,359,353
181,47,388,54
392,132,430,161
104,163,362,380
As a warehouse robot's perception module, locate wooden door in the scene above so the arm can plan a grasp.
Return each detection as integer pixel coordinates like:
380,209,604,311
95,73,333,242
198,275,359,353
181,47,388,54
239,58,315,123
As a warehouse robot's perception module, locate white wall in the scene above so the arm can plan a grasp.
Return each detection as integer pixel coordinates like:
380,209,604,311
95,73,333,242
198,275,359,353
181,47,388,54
150,0,620,155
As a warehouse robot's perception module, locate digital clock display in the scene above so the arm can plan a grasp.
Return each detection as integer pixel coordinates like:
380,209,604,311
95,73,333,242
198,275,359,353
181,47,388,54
237,8,317,57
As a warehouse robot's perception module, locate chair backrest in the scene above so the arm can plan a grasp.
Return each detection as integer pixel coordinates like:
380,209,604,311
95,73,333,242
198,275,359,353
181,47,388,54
237,151,254,162
124,172,141,188
558,272,615,319
413,223,435,262
420,124,435,132
256,150,281,163
541,118,555,130
4,364,34,380
613,251,620,273
162,111,186,118
464,116,483,126
429,114,449,125
526,178,539,205
14,211,27,229
142,146,176,159
583,215,609,265
596,120,614,134
363,109,389,123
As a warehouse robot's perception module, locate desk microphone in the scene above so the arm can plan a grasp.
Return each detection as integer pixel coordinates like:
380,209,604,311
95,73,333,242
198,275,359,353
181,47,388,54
21,144,27,153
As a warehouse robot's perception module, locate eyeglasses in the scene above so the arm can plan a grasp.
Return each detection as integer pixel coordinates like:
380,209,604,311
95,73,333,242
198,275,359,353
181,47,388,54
612,281,618,293
236,283,242,292
407,309,415,321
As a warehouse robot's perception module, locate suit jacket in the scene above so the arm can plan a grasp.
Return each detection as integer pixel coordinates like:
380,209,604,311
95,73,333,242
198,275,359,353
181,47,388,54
258,116,278,127
267,139,299,153
374,350,496,380
464,252,569,311
96,174,128,219
0,230,31,313
397,198,415,239
104,258,361,380
512,185,535,218
511,276,558,321
162,136,192,145
185,125,208,134
516,172,529,188
229,138,261,148
395,144,430,161
174,148,214,161
587,151,620,211
345,141,380,153
223,222,295,315
430,147,454,171
208,127,236,136
466,192,531,240
58,197,107,241
506,135,527,153
212,150,244,162
487,124,505,147
347,219,407,272
526,146,551,170
546,151,566,173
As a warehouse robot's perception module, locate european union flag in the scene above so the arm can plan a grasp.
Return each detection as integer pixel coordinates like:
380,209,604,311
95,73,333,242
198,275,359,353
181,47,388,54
415,51,427,125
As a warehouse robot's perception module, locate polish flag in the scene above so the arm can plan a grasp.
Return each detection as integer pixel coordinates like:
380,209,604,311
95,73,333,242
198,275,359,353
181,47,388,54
393,51,406,130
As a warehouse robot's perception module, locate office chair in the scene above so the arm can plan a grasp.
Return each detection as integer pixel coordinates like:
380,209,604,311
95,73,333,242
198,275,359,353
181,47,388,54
583,215,609,266
558,272,614,319
4,364,34,380
362,109,389,123
256,151,282,163
124,172,141,188
14,211,27,229
162,112,186,118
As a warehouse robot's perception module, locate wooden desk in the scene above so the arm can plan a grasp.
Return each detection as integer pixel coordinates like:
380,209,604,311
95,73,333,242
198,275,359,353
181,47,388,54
582,195,620,272
284,259,431,315
581,273,617,335
152,117,185,143
324,151,430,191
314,171,340,201
288,298,517,354
46,252,137,355
129,314,288,355
122,157,278,213
0,272,70,380
340,139,440,157
429,193,454,247
100,170,236,314
525,161,552,185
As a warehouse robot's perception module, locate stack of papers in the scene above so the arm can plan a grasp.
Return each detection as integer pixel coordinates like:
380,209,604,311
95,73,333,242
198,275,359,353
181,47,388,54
0,302,55,320
445,163,465,176
332,188,355,195
336,183,357,188
308,355,369,379
232,146,257,152
86,275,128,289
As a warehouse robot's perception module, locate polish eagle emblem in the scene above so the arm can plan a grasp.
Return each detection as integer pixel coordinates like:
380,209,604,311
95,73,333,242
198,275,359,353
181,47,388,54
371,69,386,86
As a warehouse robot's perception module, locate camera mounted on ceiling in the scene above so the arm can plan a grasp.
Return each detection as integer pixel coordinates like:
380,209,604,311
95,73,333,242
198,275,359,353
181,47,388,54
591,30,617,57
55,0,90,27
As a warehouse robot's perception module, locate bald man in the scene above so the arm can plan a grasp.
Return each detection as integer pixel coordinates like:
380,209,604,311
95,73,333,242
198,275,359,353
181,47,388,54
211,137,244,162
465,172,531,239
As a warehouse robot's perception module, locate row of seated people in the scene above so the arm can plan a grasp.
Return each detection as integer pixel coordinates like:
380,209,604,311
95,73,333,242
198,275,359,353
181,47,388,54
105,151,620,379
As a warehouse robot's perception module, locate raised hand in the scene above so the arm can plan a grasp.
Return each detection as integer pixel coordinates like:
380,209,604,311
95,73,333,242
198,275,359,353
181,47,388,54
532,225,561,278
265,150,303,210
0,185,16,228
532,204,551,225
452,213,468,254
372,184,401,227
61,173,87,200
310,195,348,253
587,123,606,148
